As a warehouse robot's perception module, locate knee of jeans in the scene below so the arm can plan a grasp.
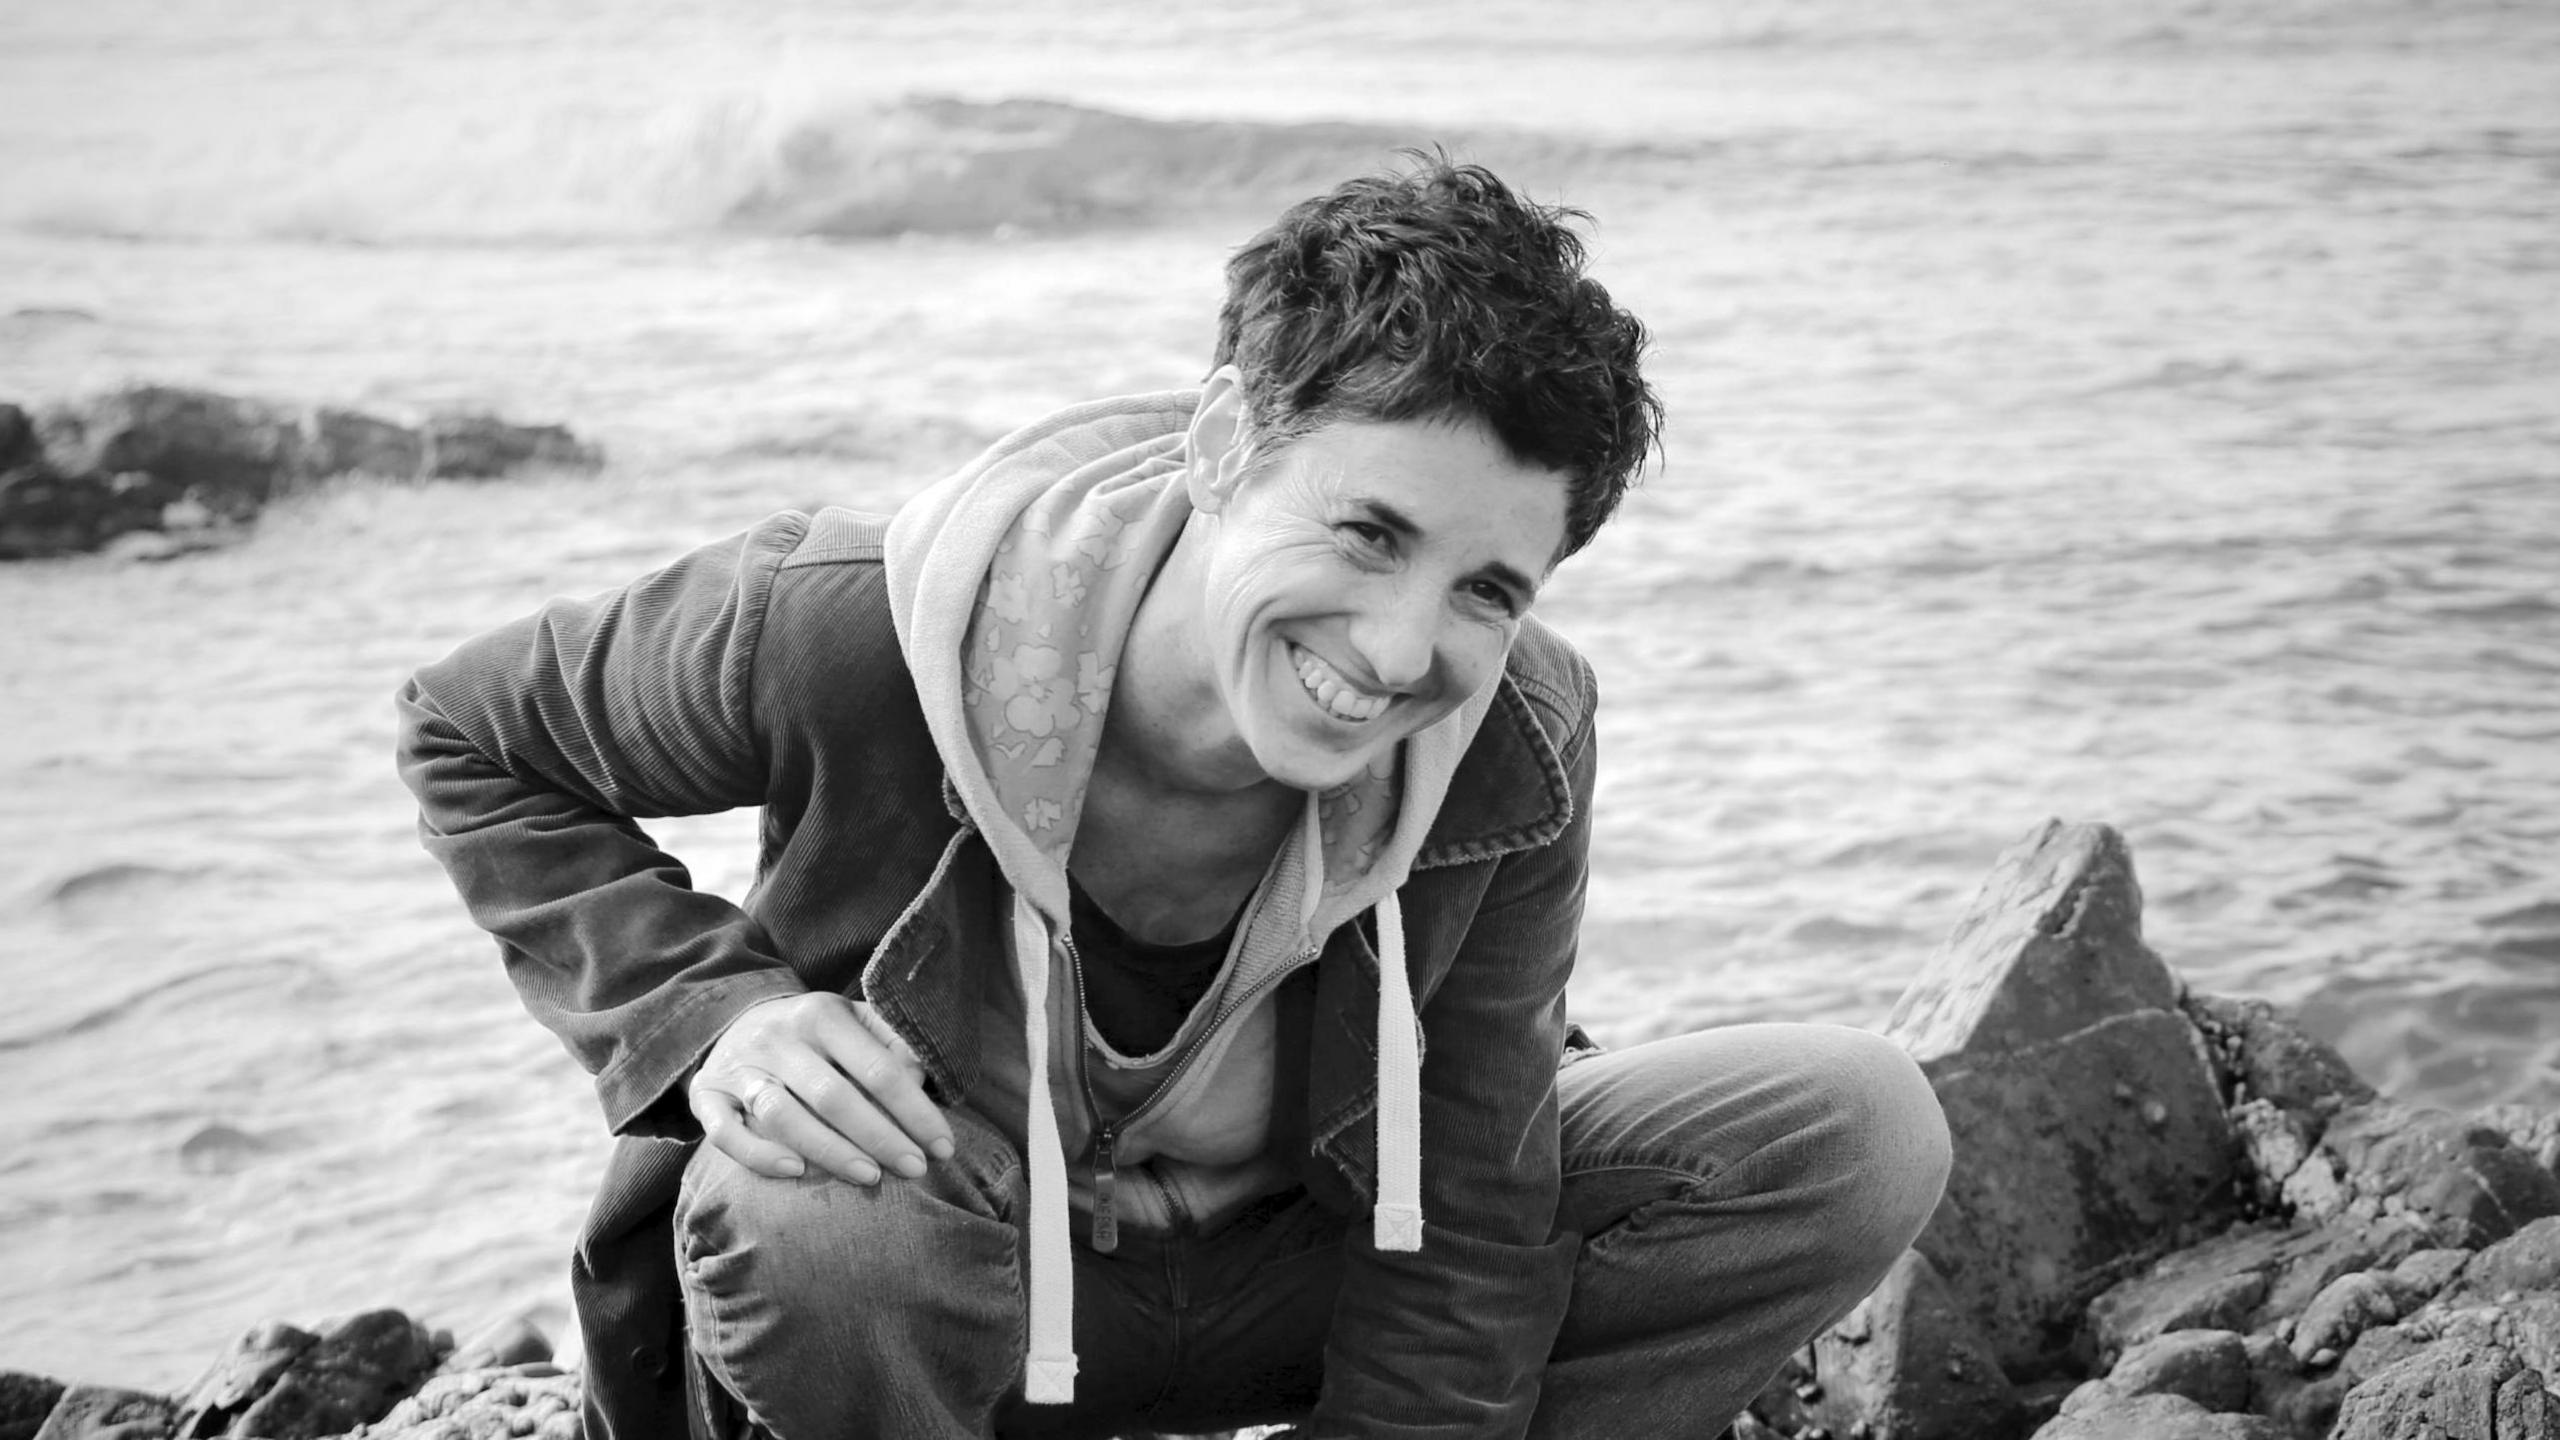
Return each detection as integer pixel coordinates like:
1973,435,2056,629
676,1106,1027,1314
1805,1028,1952,1265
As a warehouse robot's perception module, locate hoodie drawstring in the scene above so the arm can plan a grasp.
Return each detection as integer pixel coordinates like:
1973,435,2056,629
1014,894,1079,1404
1013,886,1426,1406
1373,892,1425,1252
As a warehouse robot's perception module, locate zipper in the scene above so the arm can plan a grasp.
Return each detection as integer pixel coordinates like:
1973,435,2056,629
1060,929,1325,1255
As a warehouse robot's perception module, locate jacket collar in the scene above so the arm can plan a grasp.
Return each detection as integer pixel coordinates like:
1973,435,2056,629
1414,670,1576,871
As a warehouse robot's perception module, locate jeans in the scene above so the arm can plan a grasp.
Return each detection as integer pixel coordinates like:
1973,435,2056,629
674,1024,1953,1440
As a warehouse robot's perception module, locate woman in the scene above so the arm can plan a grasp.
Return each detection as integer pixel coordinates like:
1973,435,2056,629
398,159,1951,1440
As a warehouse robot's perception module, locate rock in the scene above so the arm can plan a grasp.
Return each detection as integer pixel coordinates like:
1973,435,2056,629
421,413,599,479
1811,1249,2025,1440
2321,1103,2560,1249
2031,1390,2281,1439
1887,820,2236,1374
305,409,426,479
2393,1247,2477,1305
1,1375,66,1440
2260,1220,2424,1324
2292,1272,2403,1365
2342,1324,2432,1388
176,1320,317,1434
2,387,599,558
2183,994,2375,1131
2281,1152,2351,1226
35,388,300,517
2462,1216,2560,1298
2244,1332,2350,1440
2090,1255,2268,1356
2481,1106,2560,1179
0,466,180,559
2502,1296,2560,1379
1887,821,2182,1060
348,1367,580,1440
440,1314,552,1373
2232,1100,2314,1211
30,1386,178,1440
2099,1329,2253,1414
2331,1341,2558,1440
0,404,38,472
2086,1219,2412,1359
180,1311,441,1439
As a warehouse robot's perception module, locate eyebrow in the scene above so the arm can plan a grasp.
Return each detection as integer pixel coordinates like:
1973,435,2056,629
1353,498,1541,602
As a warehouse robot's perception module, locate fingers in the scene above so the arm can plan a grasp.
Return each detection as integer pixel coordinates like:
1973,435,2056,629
690,994,954,1188
688,1071,807,1180
828,1003,957,1165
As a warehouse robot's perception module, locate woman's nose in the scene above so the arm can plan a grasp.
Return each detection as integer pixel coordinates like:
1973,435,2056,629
1350,581,1441,690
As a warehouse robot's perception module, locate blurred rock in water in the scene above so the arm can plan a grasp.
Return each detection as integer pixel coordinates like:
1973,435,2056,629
0,387,601,559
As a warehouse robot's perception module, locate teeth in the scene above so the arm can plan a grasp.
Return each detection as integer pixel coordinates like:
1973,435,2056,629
1292,645,1390,723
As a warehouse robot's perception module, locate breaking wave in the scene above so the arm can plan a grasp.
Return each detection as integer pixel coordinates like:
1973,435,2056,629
6,92,1620,245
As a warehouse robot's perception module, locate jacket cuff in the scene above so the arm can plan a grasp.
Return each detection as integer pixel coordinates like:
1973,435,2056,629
597,970,811,1138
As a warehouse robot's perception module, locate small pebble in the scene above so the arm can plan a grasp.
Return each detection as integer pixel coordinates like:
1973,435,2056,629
2310,1347,2339,1369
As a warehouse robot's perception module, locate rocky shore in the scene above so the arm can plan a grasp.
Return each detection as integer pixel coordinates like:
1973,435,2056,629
7,819,2552,1440
0,386,599,560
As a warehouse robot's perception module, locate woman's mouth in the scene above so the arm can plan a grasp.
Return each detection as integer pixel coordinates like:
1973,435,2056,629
1291,644,1392,723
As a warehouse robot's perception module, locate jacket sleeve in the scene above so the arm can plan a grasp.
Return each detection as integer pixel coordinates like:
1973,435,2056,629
1311,667,1598,1438
393,514,817,1134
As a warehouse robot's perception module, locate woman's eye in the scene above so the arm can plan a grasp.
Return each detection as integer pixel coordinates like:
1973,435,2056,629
1468,580,1522,617
1340,521,1393,552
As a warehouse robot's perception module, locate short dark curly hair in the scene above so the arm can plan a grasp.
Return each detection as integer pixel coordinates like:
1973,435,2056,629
1213,155,1662,557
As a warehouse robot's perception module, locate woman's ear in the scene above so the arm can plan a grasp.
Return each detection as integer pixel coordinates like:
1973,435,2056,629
1185,365,1255,513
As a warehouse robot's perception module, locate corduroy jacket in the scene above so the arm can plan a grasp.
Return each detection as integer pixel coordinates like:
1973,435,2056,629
395,506,1599,1439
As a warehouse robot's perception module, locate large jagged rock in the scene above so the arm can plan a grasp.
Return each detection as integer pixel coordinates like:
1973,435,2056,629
177,1311,441,1439
0,1376,66,1440
2330,1341,2560,1440
1884,820,2236,1375
1809,1249,2025,1440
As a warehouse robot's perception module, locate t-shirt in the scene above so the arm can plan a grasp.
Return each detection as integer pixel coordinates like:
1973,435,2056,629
1067,873,1240,1058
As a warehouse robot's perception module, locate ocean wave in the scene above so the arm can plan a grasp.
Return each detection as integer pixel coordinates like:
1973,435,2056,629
0,957,322,1055
4,91,1617,246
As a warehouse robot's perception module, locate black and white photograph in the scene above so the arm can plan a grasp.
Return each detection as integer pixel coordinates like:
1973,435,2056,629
2,2,2554,1437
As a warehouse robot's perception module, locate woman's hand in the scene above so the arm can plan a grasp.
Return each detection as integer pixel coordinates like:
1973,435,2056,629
686,993,955,1184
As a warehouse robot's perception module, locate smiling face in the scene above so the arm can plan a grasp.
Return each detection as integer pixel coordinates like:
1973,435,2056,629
1164,375,1572,795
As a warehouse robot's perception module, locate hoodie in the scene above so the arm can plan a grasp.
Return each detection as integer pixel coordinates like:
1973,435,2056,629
881,391,1500,1403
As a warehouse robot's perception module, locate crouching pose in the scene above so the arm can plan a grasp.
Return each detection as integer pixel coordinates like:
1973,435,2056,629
397,157,1952,1440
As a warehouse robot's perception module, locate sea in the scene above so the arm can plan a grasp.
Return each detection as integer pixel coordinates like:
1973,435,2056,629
1,0,2555,1391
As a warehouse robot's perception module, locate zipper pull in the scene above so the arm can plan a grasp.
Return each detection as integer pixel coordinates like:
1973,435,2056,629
1091,1127,1119,1254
